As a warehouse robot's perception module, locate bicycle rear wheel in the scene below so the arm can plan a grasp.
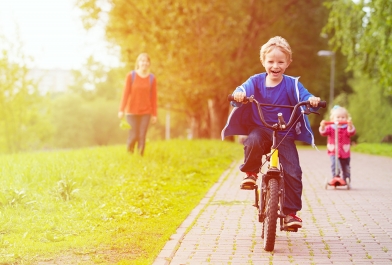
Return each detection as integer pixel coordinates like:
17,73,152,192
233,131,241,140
262,178,279,251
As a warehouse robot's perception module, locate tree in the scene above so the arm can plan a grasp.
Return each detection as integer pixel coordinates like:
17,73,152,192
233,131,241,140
76,0,329,139
49,93,127,149
347,74,392,143
69,56,126,101
323,0,392,94
0,36,52,153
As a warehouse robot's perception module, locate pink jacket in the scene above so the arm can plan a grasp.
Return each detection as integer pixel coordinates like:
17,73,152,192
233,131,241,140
319,125,356,158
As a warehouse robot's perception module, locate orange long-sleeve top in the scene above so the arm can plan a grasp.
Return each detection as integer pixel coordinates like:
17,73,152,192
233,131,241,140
119,71,157,116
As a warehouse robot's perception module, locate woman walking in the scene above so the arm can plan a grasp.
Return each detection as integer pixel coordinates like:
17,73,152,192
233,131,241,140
118,53,157,156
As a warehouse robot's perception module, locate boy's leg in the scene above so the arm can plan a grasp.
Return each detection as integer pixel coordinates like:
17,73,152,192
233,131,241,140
278,136,303,228
239,127,271,188
278,136,302,216
339,157,351,182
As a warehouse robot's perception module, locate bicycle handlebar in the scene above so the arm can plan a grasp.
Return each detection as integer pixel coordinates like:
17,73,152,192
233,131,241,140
228,94,327,131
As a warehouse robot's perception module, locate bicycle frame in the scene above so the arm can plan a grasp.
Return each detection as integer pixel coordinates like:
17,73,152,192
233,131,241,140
258,132,294,232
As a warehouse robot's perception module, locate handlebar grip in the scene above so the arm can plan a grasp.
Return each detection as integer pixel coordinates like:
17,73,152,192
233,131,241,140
227,94,249,103
318,101,327,108
324,121,348,125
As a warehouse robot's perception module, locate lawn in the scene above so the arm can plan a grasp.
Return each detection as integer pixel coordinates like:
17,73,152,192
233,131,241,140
0,139,242,264
351,143,392,157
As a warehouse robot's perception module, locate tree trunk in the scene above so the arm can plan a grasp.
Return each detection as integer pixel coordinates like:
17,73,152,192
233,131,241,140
189,116,198,139
208,98,230,139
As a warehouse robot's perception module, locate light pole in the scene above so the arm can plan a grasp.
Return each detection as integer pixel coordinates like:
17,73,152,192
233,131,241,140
317,50,335,108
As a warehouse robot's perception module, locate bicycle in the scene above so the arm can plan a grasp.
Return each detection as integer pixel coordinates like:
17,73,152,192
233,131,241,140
323,121,351,190
228,94,326,251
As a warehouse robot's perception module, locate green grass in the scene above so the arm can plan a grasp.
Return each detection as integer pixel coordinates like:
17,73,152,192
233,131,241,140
351,143,392,157
309,143,392,157
0,139,242,264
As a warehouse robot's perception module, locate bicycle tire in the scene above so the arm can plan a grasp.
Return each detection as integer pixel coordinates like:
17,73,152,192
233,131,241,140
262,178,279,251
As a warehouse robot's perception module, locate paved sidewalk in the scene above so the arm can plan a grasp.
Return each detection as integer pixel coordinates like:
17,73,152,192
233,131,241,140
153,149,392,265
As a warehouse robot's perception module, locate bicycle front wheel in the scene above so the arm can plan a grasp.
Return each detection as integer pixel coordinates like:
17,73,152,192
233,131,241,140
262,178,279,251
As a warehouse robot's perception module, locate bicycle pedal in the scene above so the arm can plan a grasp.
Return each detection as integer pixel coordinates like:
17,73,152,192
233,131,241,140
283,227,298,232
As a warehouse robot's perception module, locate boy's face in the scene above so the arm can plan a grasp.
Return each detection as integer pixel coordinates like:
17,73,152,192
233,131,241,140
262,47,291,83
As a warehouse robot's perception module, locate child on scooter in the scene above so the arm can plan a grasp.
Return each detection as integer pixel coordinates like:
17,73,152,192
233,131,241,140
319,106,356,185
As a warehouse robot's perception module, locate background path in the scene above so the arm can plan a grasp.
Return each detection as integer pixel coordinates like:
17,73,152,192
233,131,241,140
153,149,392,265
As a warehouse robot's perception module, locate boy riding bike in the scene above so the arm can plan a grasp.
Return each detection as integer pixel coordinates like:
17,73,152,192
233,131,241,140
221,36,320,229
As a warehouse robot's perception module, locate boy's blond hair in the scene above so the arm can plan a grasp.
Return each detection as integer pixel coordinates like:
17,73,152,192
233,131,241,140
260,36,292,64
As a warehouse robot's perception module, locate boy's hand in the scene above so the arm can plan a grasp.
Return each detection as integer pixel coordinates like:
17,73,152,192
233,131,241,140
233,91,246,102
308,96,321,107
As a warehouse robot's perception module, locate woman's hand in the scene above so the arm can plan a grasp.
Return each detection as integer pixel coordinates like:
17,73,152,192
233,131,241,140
118,111,124,119
151,116,157,124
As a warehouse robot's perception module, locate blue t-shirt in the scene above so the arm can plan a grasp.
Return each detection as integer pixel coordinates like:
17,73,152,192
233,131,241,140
222,73,316,146
240,75,299,137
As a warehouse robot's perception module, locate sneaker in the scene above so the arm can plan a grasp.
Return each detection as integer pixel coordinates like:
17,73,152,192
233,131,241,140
240,172,258,190
284,213,302,228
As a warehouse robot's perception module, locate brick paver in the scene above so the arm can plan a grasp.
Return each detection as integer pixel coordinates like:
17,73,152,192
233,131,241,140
153,149,392,265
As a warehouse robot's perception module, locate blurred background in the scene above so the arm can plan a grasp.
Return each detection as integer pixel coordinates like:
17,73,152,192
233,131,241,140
0,0,391,154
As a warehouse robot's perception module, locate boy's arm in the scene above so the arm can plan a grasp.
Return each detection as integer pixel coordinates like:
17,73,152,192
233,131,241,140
297,82,320,108
231,76,255,107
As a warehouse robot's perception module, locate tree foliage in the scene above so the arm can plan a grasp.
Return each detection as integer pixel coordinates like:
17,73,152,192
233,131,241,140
49,93,126,148
323,0,392,94
347,74,392,143
0,37,52,153
69,56,126,101
76,0,329,139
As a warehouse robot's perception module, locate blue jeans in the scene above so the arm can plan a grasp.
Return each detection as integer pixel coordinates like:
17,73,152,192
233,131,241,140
240,127,302,215
330,156,351,181
126,114,151,156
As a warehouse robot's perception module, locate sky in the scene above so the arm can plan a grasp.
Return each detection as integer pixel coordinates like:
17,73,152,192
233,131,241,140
0,0,120,70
